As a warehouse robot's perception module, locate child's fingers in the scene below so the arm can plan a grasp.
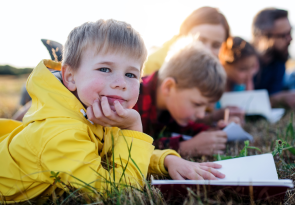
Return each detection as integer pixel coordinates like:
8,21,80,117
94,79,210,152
87,105,108,126
86,105,95,121
170,171,186,180
199,166,225,179
114,101,126,117
185,169,204,180
217,120,227,129
92,100,113,126
199,162,222,169
101,97,115,119
215,131,228,140
215,143,226,150
92,99,104,119
195,168,216,180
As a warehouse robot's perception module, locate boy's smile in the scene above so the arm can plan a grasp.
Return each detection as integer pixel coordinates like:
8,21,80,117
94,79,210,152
63,47,141,110
103,95,127,111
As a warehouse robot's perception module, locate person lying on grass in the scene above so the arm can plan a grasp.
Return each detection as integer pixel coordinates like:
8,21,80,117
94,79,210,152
132,38,236,156
0,19,225,203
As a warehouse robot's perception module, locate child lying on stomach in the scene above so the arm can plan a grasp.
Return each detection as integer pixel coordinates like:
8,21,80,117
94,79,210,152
0,19,224,203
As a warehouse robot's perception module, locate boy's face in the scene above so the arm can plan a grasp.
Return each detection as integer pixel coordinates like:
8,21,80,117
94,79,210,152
66,47,141,110
165,86,210,126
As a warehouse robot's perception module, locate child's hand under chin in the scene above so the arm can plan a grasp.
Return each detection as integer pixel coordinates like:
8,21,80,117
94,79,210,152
164,155,225,180
86,96,142,132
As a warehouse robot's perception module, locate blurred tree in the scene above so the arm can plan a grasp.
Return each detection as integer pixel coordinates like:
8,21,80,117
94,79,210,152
0,65,32,75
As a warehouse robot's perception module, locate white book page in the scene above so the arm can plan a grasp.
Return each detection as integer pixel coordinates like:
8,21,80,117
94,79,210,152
219,90,284,123
267,108,285,124
219,90,271,117
172,122,254,142
214,153,278,181
223,122,253,142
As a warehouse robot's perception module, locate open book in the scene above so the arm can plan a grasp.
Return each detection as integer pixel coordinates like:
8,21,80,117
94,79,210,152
152,154,293,200
172,122,253,142
219,90,285,123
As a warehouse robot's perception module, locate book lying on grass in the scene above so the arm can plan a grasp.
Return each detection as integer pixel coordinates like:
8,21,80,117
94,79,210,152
152,154,293,200
172,122,253,142
219,90,285,123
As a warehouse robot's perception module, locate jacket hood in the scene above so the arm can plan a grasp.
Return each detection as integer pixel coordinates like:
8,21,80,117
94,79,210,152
23,60,92,128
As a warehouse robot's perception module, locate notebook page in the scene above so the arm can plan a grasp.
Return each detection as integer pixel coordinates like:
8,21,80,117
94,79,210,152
214,153,278,181
219,90,271,117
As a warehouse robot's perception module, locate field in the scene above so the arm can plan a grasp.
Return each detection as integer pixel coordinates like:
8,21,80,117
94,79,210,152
0,75,295,204
0,74,29,118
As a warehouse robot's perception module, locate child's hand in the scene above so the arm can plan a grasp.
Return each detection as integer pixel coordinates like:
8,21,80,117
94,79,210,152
225,106,245,125
179,131,227,156
211,106,245,125
217,116,241,129
164,155,225,180
86,96,142,132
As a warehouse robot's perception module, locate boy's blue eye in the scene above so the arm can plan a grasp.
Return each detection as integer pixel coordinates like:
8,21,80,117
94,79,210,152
98,67,110,73
126,73,136,78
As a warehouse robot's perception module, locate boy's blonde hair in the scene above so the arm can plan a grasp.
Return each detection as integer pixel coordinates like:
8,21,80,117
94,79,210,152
158,37,226,102
63,19,147,70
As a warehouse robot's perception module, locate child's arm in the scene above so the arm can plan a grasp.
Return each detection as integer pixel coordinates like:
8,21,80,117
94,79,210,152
41,127,155,191
148,150,225,180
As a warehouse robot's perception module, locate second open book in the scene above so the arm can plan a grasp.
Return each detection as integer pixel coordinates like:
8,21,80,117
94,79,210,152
219,89,285,123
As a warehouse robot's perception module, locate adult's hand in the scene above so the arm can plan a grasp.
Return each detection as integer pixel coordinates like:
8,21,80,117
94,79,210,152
270,91,295,109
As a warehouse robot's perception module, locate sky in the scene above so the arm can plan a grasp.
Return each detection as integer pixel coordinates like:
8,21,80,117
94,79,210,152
1,0,295,68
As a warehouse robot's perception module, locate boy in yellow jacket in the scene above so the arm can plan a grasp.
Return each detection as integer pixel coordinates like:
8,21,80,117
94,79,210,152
0,19,225,203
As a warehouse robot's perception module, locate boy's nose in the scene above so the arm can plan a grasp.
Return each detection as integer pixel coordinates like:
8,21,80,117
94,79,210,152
195,110,205,119
110,76,127,90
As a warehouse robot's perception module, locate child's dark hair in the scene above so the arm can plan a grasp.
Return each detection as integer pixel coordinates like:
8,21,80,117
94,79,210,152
219,36,257,65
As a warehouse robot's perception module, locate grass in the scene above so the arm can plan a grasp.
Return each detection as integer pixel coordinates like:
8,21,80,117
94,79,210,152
0,74,29,118
0,75,295,204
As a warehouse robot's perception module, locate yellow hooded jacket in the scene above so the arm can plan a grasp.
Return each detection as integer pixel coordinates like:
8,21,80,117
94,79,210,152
0,60,180,203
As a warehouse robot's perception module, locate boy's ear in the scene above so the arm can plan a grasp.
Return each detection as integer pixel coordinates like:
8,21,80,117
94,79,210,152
62,64,77,91
161,77,177,96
